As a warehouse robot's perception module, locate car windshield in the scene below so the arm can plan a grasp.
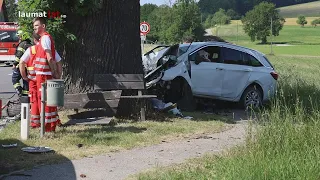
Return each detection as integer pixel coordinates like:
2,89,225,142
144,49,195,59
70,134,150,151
177,44,196,57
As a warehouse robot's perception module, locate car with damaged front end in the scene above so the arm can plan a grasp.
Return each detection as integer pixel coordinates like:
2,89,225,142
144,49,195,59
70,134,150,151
142,42,278,111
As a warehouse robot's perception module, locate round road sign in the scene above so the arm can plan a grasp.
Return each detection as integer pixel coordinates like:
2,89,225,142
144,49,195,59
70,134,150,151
140,22,150,35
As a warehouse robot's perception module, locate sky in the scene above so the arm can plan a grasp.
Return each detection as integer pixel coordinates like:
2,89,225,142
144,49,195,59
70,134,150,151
140,0,175,6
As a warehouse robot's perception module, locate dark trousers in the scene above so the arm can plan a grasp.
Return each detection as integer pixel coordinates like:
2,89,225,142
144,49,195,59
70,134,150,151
12,68,29,95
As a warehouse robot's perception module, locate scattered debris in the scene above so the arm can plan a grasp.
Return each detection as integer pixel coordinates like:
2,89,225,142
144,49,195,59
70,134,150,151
80,174,87,178
21,146,54,154
77,144,84,148
2,143,18,148
150,98,193,119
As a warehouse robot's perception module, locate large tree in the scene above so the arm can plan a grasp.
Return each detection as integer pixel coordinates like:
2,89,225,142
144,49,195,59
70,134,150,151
241,2,285,44
17,0,143,93
17,0,143,117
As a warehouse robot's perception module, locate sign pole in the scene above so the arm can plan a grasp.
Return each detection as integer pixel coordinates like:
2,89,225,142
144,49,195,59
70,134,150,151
140,21,150,55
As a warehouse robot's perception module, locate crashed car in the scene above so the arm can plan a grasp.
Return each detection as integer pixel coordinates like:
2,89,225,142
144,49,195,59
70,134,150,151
142,42,278,111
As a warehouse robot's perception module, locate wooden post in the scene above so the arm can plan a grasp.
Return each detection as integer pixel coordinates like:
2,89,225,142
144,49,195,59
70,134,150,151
138,90,145,121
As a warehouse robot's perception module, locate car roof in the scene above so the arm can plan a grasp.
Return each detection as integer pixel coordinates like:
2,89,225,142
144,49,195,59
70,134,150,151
181,41,265,56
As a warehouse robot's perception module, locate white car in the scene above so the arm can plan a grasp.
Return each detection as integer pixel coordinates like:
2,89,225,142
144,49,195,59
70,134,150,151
143,42,278,111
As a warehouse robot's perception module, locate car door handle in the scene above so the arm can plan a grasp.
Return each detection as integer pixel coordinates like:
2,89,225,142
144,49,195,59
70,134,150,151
216,68,224,70
243,68,252,72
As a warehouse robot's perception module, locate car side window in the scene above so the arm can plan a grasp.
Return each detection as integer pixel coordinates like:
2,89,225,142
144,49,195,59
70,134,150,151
221,48,250,66
189,46,221,63
248,54,263,67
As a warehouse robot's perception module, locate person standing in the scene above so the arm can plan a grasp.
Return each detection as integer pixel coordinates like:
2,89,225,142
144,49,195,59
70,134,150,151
20,32,63,129
12,30,32,96
33,17,62,132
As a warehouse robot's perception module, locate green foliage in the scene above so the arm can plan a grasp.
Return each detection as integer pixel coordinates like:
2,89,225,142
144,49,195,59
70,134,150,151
5,0,17,22
204,14,215,29
311,18,320,27
241,2,285,44
226,9,241,20
140,3,158,22
212,9,231,25
16,0,102,49
296,15,308,27
141,0,204,44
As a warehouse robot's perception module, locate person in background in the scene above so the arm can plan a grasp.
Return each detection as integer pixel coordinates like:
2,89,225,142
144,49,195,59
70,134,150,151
12,30,32,96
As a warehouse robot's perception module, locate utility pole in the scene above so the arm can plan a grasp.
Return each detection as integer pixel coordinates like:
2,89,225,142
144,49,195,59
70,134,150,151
270,16,274,55
237,21,239,43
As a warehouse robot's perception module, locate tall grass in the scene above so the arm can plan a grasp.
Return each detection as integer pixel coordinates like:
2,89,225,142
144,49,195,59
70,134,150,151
135,56,320,179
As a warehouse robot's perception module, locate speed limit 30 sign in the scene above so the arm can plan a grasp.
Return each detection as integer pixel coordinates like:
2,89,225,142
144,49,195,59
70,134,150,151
140,22,150,35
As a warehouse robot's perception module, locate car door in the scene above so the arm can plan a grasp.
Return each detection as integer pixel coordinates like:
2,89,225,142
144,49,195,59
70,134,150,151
219,47,252,100
188,46,224,97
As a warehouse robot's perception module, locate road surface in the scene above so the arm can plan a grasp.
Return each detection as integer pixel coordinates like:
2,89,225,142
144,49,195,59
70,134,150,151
0,63,19,117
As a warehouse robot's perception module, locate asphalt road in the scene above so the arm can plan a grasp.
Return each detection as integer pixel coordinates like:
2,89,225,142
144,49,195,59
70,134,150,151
0,63,19,117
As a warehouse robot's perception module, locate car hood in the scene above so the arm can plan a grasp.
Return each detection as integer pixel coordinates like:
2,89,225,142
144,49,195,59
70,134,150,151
142,46,169,74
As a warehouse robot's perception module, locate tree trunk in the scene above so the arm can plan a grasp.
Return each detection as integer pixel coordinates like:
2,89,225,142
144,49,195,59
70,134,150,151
62,0,143,117
63,0,142,93
261,36,267,44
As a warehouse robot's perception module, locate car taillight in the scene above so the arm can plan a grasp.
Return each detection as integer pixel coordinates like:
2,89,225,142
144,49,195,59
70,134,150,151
270,72,278,80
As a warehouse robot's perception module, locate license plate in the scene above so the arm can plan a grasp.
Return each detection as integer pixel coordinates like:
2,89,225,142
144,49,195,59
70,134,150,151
0,49,8,53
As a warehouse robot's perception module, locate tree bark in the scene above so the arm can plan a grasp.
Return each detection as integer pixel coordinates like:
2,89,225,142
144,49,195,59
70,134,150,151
62,0,142,93
61,0,143,117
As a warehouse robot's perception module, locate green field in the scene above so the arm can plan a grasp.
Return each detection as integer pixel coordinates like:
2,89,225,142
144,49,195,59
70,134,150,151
134,23,320,179
278,1,320,18
212,24,320,56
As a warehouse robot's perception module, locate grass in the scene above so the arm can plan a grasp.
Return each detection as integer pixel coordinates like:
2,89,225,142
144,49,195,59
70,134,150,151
211,24,320,56
0,111,231,175
132,54,320,180
278,1,320,18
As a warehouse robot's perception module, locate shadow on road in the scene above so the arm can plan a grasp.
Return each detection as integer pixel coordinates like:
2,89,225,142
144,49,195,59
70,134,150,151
0,139,76,180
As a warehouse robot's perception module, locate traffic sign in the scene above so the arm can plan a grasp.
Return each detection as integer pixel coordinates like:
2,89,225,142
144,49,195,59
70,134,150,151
140,22,150,35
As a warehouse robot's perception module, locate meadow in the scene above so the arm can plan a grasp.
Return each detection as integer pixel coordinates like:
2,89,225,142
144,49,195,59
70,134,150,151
278,1,320,18
134,19,320,180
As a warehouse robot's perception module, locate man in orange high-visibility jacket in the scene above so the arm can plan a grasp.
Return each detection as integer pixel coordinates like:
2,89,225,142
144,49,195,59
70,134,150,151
20,32,63,129
33,17,63,132
19,32,41,128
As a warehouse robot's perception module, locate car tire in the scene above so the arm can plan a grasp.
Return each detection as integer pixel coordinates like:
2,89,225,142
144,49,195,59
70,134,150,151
177,80,196,112
240,85,262,111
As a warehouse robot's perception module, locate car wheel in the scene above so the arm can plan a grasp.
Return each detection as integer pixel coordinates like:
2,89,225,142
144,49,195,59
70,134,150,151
177,80,196,112
240,85,262,110
5,63,10,66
